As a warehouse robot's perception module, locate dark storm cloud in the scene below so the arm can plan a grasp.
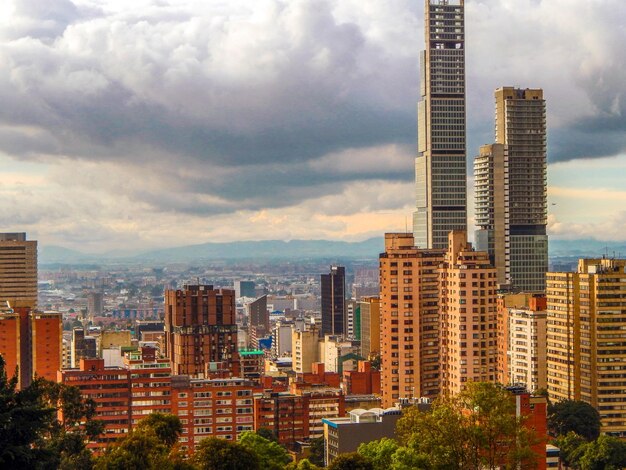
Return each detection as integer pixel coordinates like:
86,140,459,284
0,0,624,219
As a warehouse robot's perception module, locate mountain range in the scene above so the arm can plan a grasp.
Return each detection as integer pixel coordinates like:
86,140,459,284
38,238,626,265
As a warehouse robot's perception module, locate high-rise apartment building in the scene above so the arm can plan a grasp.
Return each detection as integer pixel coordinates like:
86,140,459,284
440,231,498,396
379,233,444,406
475,88,548,292
321,266,346,336
292,324,320,374
546,258,626,436
0,233,37,309
0,307,61,389
358,296,380,360
164,285,238,376
497,294,547,391
413,0,467,249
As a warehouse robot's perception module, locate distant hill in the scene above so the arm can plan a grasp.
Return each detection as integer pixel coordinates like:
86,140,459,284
38,237,626,266
39,238,385,265
549,239,626,258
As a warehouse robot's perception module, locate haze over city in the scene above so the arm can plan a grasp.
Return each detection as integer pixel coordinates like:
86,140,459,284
1,0,625,252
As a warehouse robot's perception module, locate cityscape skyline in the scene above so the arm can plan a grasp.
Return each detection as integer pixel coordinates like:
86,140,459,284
1,0,624,252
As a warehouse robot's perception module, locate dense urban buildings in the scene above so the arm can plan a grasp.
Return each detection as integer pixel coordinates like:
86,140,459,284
475,88,548,292
164,285,238,376
0,232,37,309
379,233,445,406
439,231,498,396
546,258,626,436
413,0,467,249
321,265,346,336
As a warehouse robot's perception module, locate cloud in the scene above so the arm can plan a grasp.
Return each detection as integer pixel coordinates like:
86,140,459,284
0,0,624,249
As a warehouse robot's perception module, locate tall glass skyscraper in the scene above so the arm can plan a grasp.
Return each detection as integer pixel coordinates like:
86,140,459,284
413,0,467,249
475,88,548,293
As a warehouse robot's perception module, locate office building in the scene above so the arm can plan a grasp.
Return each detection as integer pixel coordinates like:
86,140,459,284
87,292,104,319
358,296,380,360
475,88,548,292
234,280,256,299
413,0,467,249
439,231,498,396
247,295,269,331
164,285,238,376
546,258,626,436
0,233,37,309
379,233,445,406
321,266,346,336
323,408,402,466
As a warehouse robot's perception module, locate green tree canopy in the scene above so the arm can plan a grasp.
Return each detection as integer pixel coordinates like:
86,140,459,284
308,436,325,467
238,431,291,470
395,382,540,470
136,413,183,447
328,452,374,470
0,357,56,468
357,438,399,470
192,437,260,470
548,400,601,441
578,435,626,470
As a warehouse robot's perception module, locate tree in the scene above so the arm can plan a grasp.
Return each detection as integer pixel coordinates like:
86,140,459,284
94,413,185,470
136,413,183,447
548,400,601,441
256,427,278,442
578,435,626,470
357,438,399,470
308,436,325,467
328,452,374,470
395,382,540,470
0,356,57,468
238,431,291,470
285,458,320,470
554,432,587,469
192,437,259,470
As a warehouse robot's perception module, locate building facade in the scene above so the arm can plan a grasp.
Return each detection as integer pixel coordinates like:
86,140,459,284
507,296,547,392
475,88,548,292
439,231,498,396
380,233,445,406
546,258,626,436
413,0,467,249
321,266,346,336
0,233,37,309
164,285,238,376
358,296,380,360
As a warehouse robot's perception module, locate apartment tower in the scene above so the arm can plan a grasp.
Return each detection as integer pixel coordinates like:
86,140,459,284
475,88,548,292
414,0,467,249
321,266,346,336
546,258,626,436
358,296,380,360
164,285,238,376
379,233,444,406
0,233,37,309
439,231,498,396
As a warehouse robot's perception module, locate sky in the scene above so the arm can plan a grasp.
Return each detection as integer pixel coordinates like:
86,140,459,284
0,0,625,252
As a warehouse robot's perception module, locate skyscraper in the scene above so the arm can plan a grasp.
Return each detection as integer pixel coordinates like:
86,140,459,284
546,258,626,436
475,88,548,292
164,285,238,376
0,233,37,309
414,0,467,249
321,266,346,336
